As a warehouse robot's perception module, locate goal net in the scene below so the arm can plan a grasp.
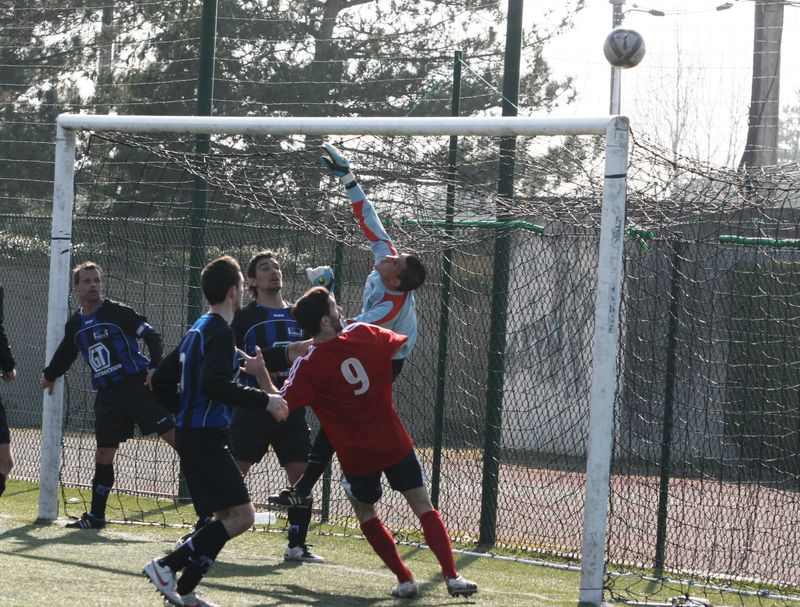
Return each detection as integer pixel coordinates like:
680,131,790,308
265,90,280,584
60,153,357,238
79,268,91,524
36,114,800,605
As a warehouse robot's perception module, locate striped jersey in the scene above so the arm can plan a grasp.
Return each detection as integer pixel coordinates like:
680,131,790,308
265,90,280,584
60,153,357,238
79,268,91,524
346,180,417,360
153,313,270,429
43,299,162,390
232,302,305,388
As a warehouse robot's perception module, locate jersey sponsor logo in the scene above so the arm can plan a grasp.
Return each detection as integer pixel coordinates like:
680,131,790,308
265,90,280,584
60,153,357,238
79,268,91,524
95,363,123,378
87,342,112,373
86,337,129,380
92,328,109,340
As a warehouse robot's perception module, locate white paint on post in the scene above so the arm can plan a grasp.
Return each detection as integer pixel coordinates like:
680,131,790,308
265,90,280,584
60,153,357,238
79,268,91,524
37,125,76,522
578,116,630,606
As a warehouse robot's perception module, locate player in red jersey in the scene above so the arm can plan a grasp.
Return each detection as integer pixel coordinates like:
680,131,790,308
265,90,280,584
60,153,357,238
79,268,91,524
241,286,477,599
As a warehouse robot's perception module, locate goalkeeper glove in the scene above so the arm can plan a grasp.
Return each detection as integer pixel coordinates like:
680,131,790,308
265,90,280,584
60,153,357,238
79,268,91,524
305,266,334,289
320,143,355,185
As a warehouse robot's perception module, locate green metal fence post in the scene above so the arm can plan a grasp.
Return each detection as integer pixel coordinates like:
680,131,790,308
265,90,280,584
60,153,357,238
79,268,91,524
431,50,463,509
186,0,218,328
479,0,523,547
181,0,217,503
654,240,683,572
320,238,345,522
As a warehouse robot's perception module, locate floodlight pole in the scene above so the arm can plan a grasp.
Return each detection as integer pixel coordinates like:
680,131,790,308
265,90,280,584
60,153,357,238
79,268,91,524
609,0,624,114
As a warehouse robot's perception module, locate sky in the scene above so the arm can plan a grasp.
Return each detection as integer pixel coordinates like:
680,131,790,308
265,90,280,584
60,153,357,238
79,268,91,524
525,0,800,166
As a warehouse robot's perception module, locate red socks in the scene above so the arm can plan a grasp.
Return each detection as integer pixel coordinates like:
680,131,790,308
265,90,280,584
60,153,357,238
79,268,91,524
360,517,413,583
420,509,458,579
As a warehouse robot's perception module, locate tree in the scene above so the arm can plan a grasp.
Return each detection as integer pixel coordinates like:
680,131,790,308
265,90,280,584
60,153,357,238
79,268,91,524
1,1,587,217
0,1,92,214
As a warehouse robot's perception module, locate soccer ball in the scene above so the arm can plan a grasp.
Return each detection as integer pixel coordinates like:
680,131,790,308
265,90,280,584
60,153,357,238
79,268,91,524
603,27,646,69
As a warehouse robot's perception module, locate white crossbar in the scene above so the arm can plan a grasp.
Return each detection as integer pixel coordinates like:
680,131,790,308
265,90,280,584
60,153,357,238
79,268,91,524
56,114,615,137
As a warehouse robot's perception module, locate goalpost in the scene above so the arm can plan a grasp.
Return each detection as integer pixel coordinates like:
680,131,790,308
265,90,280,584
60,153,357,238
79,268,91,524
41,114,629,606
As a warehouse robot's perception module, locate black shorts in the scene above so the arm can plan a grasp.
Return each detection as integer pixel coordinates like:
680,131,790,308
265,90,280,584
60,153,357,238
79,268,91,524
94,373,175,449
0,396,9,445
228,406,310,466
340,449,425,505
177,427,251,517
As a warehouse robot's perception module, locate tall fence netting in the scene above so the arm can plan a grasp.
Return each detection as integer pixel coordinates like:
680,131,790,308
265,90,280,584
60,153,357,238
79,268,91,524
3,131,800,603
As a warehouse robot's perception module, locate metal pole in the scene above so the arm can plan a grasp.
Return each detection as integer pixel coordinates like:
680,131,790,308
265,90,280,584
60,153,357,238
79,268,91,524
479,0,522,547
431,50,463,508
654,240,683,572
180,0,218,503
578,116,630,606
38,125,76,521
609,0,625,114
186,0,218,327
320,240,345,522
57,114,615,136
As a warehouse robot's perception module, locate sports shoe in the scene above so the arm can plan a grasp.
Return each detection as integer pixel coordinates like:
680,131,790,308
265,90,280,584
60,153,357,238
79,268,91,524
305,266,334,288
284,544,325,564
65,512,105,529
143,558,183,606
268,487,312,508
168,591,220,607
391,580,419,599
446,575,478,598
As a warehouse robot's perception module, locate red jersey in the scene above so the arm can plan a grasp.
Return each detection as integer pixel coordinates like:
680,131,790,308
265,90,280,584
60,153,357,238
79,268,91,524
281,323,413,475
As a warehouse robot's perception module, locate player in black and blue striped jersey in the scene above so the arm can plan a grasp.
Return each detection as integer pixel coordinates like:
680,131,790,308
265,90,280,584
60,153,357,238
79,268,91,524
40,262,176,530
144,255,287,607
227,250,322,564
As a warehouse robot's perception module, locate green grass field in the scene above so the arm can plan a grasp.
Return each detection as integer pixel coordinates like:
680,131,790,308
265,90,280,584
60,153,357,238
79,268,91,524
0,480,581,607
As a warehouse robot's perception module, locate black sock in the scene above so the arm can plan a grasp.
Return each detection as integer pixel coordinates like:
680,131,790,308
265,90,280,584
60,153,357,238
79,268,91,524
0,472,6,497
90,463,114,519
194,514,213,532
287,501,313,548
175,519,226,596
176,553,215,596
160,519,230,573
294,430,335,496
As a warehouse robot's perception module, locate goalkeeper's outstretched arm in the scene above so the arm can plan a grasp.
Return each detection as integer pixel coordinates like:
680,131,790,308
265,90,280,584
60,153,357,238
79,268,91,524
320,143,396,263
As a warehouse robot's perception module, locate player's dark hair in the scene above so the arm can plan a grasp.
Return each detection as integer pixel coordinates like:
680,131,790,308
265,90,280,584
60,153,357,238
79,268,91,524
398,254,426,292
246,250,278,298
72,261,102,284
291,286,331,336
201,255,242,305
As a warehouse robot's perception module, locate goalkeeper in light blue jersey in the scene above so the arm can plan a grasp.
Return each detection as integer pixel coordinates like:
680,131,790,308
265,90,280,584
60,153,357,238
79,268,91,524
269,143,427,510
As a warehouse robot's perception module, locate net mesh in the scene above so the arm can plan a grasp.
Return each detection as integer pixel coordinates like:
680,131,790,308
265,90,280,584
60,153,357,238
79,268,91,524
4,127,800,604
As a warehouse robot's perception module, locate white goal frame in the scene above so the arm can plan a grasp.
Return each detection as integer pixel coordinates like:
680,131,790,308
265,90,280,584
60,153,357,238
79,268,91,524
43,114,629,606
